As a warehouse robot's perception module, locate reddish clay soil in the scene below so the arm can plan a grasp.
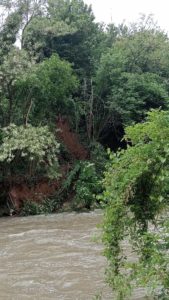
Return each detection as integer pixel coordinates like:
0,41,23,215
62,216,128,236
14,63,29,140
5,117,89,212
8,180,60,211
56,117,88,160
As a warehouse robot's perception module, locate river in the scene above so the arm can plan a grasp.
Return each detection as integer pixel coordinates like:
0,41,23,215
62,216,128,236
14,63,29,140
0,210,149,299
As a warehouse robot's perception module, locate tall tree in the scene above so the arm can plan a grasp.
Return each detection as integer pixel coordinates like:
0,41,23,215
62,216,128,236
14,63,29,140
22,0,104,77
14,54,78,125
0,48,32,126
0,8,23,61
93,18,169,145
0,0,47,50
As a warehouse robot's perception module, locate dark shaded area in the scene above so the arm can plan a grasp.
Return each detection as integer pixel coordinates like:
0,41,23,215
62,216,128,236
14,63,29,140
100,125,127,151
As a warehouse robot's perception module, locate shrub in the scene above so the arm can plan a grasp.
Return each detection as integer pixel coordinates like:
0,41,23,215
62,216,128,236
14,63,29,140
62,160,101,210
21,197,60,216
72,161,101,209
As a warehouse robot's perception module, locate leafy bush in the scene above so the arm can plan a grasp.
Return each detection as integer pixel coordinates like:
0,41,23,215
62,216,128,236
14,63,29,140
0,124,60,179
21,201,42,216
21,197,60,216
89,142,108,176
62,160,101,210
101,110,169,299
72,161,101,209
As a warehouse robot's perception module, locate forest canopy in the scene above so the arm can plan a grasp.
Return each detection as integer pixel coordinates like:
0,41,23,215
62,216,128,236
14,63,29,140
1,1,169,298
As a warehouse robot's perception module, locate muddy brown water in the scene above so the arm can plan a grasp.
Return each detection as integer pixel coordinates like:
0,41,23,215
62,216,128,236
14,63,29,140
0,210,149,299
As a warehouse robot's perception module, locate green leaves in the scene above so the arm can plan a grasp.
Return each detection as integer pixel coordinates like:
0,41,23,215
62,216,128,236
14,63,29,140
0,124,60,178
72,161,101,209
21,0,104,77
0,48,32,126
102,110,169,299
62,160,101,210
94,23,169,141
14,54,78,125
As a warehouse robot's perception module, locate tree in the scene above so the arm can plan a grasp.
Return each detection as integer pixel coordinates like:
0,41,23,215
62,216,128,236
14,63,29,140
22,0,105,77
102,110,169,299
93,18,169,144
21,14,75,61
15,54,78,125
0,0,48,50
0,48,32,126
0,8,23,61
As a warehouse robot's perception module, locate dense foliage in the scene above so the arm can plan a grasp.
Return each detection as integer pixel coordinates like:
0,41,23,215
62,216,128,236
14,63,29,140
0,124,60,179
1,1,169,296
102,110,169,299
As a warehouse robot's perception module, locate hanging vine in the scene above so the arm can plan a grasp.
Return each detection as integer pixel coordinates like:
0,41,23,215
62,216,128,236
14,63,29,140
102,110,169,299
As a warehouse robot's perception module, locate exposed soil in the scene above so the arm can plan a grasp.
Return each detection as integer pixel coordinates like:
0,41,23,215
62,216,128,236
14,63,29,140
8,179,60,211
56,116,88,160
1,117,89,214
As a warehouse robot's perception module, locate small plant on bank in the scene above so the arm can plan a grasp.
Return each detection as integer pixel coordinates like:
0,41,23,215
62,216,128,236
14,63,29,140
21,197,60,216
62,160,101,210
21,200,42,216
72,161,101,210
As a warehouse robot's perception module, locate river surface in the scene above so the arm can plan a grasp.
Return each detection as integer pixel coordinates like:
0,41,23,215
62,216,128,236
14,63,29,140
0,210,148,299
